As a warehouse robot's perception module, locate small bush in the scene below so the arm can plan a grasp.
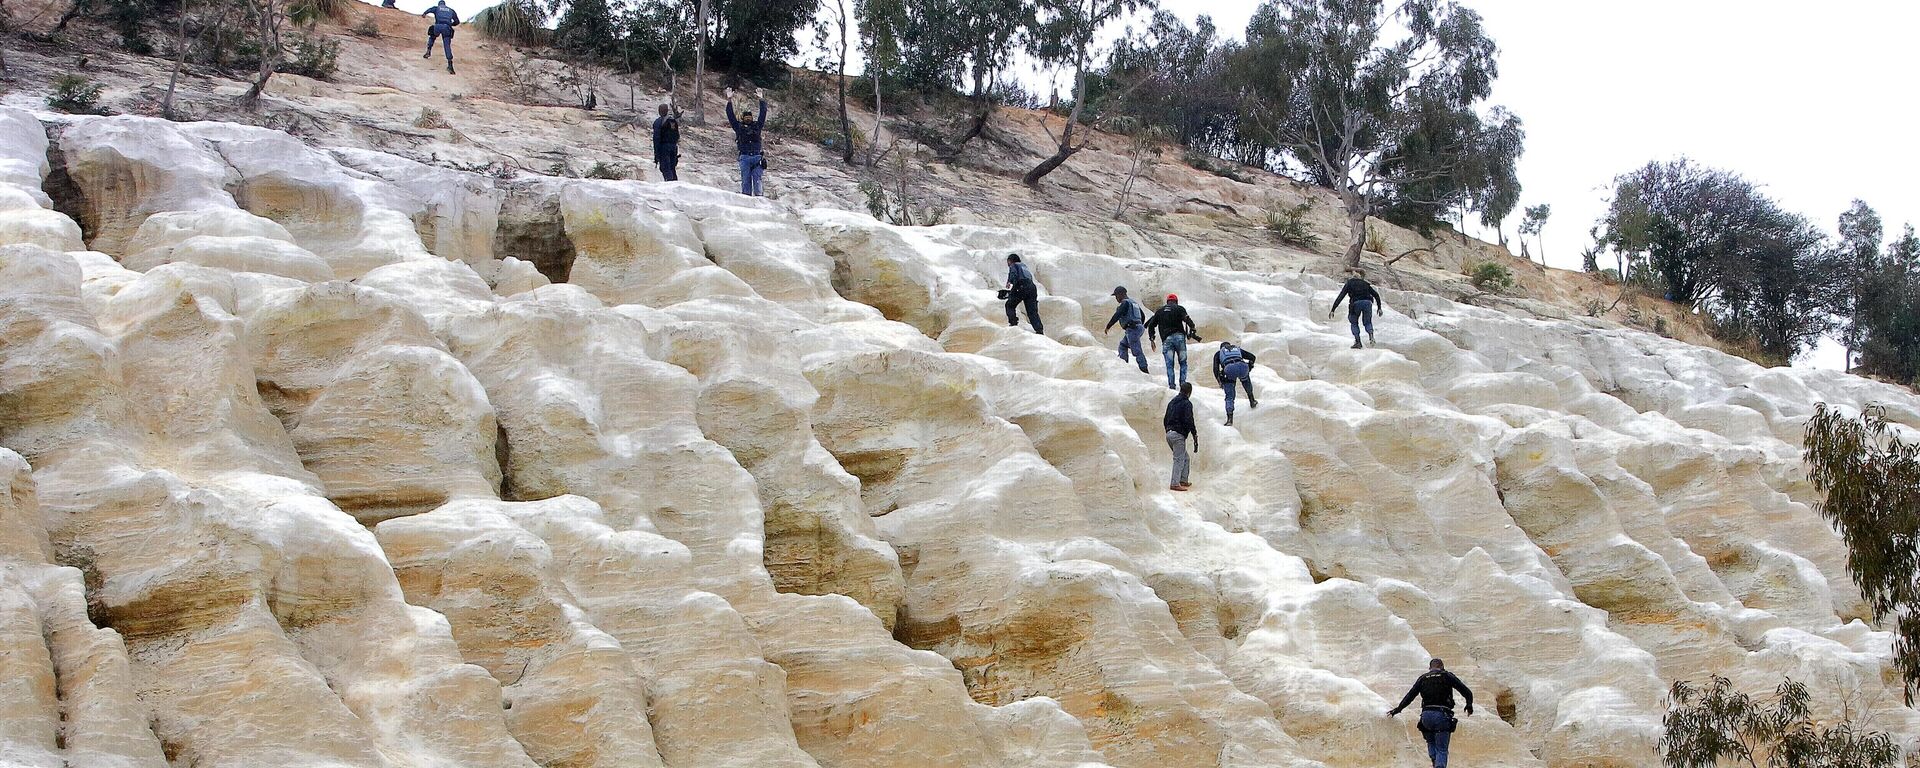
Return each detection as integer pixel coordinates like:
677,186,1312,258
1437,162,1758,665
1365,226,1388,255
413,107,451,129
47,74,104,114
1265,203,1320,250
1467,261,1516,292
1597,268,1622,285
284,34,339,79
353,18,380,37
1582,298,1608,317
585,161,627,180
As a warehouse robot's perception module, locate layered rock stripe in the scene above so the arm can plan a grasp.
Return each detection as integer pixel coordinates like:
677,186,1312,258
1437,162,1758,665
1,109,1917,768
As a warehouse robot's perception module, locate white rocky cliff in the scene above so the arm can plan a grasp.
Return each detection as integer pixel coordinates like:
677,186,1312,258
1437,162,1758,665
2,105,1919,768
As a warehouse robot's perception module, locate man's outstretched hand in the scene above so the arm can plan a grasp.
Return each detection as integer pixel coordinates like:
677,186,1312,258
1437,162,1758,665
1464,705,1473,716
1387,708,1401,717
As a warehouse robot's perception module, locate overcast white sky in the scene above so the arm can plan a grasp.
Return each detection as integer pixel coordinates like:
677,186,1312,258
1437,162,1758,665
389,0,1915,366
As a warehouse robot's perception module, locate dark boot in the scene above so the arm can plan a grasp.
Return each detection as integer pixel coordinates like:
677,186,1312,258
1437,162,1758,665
1350,339,1363,349
1250,397,1259,409
447,62,456,74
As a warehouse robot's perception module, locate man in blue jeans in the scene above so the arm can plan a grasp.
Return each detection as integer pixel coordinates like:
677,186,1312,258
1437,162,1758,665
725,87,768,196
1328,268,1387,349
1388,658,1473,768
1149,293,1199,390
1102,286,1149,374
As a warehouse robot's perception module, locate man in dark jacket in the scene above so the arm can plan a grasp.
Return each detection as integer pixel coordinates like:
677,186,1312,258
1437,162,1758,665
1211,341,1258,426
725,87,769,196
1002,254,1042,334
1148,294,1199,390
1388,659,1474,768
1103,286,1149,374
652,104,681,182
1328,268,1387,349
1163,382,1197,491
421,0,460,74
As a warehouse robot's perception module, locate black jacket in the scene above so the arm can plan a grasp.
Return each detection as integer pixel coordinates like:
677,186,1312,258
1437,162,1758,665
1212,346,1256,383
652,114,680,151
1163,394,1196,439
1148,303,1197,343
727,100,768,156
1393,669,1473,713
1331,278,1382,312
1105,298,1146,332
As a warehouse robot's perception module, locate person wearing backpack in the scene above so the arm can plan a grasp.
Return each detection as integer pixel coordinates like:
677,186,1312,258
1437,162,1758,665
1163,382,1198,491
1328,268,1388,349
420,0,460,74
1103,286,1150,374
1148,294,1199,390
725,87,769,196
1212,341,1259,426
1388,659,1474,768
652,103,681,182
1002,254,1043,334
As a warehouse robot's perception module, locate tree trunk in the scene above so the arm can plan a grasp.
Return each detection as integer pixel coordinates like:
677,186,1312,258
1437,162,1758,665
867,62,883,168
243,0,276,106
938,66,992,160
1022,48,1088,188
693,0,708,125
834,1,853,165
1342,190,1368,269
162,3,192,119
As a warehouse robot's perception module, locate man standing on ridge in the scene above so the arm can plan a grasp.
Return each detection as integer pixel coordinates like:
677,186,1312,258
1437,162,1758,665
1164,382,1197,491
1328,268,1387,349
1388,658,1474,768
652,103,681,182
1002,254,1043,334
1212,341,1258,426
725,87,769,196
1103,286,1149,374
421,0,460,74
1149,294,1199,390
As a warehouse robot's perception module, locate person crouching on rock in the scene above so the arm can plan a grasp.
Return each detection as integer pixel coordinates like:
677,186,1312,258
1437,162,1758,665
1002,253,1043,334
1103,286,1149,374
422,0,460,74
725,87,769,196
1164,382,1197,491
1388,658,1474,768
1213,341,1257,426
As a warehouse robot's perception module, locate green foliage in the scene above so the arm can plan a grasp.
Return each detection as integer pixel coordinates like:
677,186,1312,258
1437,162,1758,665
473,0,547,47
1806,403,1920,700
705,0,818,80
1661,675,1900,768
283,32,338,79
352,16,379,37
47,74,104,113
864,0,1034,97
553,0,620,60
1600,158,1843,361
1855,225,1920,384
1106,12,1246,160
1265,202,1319,250
585,161,628,180
1467,261,1514,292
1228,0,1517,265
288,0,347,25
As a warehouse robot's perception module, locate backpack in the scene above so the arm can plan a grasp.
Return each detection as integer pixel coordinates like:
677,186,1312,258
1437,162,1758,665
1010,264,1035,293
1124,299,1145,327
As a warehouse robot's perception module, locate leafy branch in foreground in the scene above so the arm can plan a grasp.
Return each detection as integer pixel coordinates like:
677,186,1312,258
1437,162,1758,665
1660,675,1899,768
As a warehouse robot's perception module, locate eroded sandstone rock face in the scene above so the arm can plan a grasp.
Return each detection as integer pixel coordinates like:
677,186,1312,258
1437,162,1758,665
4,105,1919,767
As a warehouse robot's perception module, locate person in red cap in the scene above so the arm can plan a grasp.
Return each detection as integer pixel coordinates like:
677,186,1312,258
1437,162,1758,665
1148,293,1199,390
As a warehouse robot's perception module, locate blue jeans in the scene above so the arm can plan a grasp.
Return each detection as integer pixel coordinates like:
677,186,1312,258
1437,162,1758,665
1161,334,1188,389
738,154,764,196
1222,362,1253,416
1419,709,1454,768
1118,325,1147,371
1348,299,1374,340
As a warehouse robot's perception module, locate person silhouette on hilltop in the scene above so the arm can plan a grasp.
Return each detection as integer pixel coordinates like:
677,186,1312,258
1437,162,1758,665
422,0,461,74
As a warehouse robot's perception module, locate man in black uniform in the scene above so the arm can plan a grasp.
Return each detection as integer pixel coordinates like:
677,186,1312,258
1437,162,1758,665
1388,658,1473,768
652,104,681,182
421,0,460,74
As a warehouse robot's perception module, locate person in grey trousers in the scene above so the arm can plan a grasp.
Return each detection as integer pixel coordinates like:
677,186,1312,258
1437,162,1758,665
1164,382,1197,491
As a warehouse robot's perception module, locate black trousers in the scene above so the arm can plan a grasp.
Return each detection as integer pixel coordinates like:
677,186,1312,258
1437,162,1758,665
1005,292,1042,333
426,25,454,62
655,146,679,181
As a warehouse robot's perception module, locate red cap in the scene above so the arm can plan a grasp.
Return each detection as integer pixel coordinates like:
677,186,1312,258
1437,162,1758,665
1166,293,1178,302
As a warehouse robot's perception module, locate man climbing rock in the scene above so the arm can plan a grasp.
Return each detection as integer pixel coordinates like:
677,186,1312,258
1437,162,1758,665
1002,254,1043,334
725,87,769,196
652,103,681,182
1103,286,1149,374
1163,382,1197,491
1212,341,1258,426
1328,268,1387,348
421,0,460,74
1388,659,1474,768
1148,293,1199,390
